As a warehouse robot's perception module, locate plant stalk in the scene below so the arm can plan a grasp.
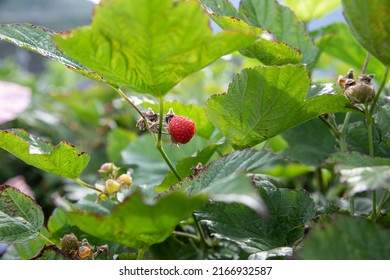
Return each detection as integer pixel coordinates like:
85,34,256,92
38,233,55,246
136,248,145,260
349,196,355,216
339,112,352,152
156,97,182,181
74,178,101,192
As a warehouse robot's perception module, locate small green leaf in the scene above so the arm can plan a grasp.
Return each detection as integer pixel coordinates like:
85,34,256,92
342,0,390,66
54,0,258,96
375,104,390,143
238,0,318,64
0,185,44,243
284,0,341,22
65,191,207,249
0,24,102,81
208,13,303,65
298,215,390,259
206,65,358,149
194,186,314,255
176,149,280,214
327,151,390,195
0,129,90,178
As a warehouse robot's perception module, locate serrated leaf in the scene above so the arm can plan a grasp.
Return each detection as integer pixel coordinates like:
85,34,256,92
0,129,89,178
64,191,207,249
176,149,280,214
342,0,390,66
238,0,318,64
0,185,44,243
0,24,102,81
284,0,340,22
208,13,303,65
298,215,390,259
206,65,358,149
327,151,390,195
194,187,314,255
54,0,258,96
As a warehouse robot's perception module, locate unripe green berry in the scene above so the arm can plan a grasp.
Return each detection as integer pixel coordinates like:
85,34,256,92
60,233,79,253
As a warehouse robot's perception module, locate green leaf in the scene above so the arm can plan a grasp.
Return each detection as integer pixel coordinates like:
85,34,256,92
342,0,390,66
315,23,384,80
106,128,137,164
298,215,390,259
238,0,318,64
158,143,220,191
64,191,207,249
141,101,215,139
1,236,45,260
327,151,390,195
0,185,44,243
207,13,303,65
194,186,314,255
206,65,358,149
54,0,258,96
282,118,337,166
176,149,280,214
0,24,102,81
0,129,90,178
284,0,341,22
375,104,390,143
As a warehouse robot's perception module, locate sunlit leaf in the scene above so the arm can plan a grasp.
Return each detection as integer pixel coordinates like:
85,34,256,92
284,0,341,22
0,24,102,81
342,0,390,65
54,0,258,96
206,65,358,149
0,129,90,178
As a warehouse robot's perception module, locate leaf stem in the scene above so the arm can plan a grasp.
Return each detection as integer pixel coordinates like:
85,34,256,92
172,231,200,240
372,190,377,220
349,196,355,216
136,248,145,260
155,97,182,181
38,233,55,246
74,178,101,193
361,53,370,75
111,85,145,119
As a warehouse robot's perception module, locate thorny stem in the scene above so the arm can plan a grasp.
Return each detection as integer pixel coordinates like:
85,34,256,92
156,97,182,181
74,178,101,193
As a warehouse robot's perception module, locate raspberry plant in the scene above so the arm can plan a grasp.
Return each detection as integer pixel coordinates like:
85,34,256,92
0,0,390,260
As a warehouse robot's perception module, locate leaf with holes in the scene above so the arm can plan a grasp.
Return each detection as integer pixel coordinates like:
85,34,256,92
0,185,44,243
0,129,89,179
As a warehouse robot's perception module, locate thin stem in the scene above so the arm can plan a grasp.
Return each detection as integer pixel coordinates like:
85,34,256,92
74,178,101,193
369,66,390,116
367,117,374,156
372,191,377,220
111,85,145,118
155,97,182,181
172,231,200,240
361,53,371,75
349,196,355,216
38,233,55,246
136,248,145,260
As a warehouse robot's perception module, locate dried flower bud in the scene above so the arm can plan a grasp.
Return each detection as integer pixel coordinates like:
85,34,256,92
60,233,79,253
344,83,375,105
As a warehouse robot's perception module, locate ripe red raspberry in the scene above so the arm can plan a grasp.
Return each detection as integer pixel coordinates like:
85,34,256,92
169,115,196,144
